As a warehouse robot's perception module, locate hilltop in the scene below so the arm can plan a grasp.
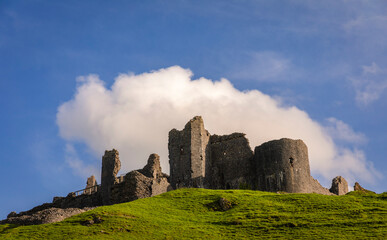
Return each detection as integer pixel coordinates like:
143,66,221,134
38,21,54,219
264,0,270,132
1,188,386,239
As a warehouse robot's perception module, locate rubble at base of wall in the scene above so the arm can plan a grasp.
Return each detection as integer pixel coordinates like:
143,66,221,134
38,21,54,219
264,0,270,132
110,154,170,204
1,207,95,225
309,177,334,195
1,192,102,225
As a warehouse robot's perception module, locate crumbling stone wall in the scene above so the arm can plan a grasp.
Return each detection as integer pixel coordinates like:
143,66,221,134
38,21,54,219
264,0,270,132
110,154,170,204
52,192,102,209
209,133,253,189
83,175,98,195
329,176,348,195
309,178,333,195
169,116,210,189
169,116,345,195
2,152,171,225
101,149,121,205
4,116,355,226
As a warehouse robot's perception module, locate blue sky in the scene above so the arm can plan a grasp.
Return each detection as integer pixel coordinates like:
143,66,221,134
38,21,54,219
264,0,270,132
1,0,386,219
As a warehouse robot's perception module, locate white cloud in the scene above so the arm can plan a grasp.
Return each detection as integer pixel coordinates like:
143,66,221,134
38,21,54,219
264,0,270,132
350,62,387,106
57,66,380,186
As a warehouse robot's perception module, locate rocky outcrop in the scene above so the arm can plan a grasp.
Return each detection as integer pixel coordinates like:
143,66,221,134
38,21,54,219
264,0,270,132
2,191,102,224
101,149,121,205
354,182,365,191
354,182,374,193
309,177,333,195
52,192,102,209
2,207,93,225
110,154,170,204
329,176,348,195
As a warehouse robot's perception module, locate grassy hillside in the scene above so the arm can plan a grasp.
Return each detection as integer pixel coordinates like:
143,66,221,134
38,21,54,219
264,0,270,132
0,188,386,239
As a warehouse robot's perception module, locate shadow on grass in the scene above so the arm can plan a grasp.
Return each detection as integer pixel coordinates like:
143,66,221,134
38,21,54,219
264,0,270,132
0,224,20,234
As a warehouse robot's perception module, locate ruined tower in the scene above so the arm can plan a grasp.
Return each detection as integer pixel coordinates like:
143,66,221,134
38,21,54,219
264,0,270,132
101,149,121,205
254,138,312,193
168,116,210,189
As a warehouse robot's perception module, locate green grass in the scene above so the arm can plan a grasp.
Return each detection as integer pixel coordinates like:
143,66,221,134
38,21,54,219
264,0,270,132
1,189,386,239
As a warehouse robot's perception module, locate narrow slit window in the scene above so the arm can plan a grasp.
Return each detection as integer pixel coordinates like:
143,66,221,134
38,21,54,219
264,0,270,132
289,157,294,167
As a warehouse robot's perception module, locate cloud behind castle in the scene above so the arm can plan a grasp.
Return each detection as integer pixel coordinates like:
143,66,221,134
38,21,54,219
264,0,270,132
56,66,381,187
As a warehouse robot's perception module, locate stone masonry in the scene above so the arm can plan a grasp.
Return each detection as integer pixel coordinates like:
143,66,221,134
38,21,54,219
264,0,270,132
254,139,312,193
169,116,210,189
101,149,121,205
169,116,346,195
4,115,354,225
110,154,170,204
209,133,253,189
83,175,98,195
329,176,348,195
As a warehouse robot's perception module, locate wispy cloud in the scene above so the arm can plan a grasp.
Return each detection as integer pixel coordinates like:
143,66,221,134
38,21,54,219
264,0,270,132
324,117,367,145
342,6,387,51
344,15,387,39
350,62,387,106
229,51,300,82
65,144,99,180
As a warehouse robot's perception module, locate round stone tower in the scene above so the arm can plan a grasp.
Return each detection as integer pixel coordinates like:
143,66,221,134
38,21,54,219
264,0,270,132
254,138,311,193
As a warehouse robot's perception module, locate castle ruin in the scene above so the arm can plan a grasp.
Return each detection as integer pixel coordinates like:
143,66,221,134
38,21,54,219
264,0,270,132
3,116,351,225
168,116,334,195
95,115,346,203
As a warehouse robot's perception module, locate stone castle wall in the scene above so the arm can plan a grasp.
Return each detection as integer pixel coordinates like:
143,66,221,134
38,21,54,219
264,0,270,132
101,149,121,205
4,115,351,225
168,116,210,189
169,116,344,195
209,133,253,189
254,139,311,193
110,154,170,204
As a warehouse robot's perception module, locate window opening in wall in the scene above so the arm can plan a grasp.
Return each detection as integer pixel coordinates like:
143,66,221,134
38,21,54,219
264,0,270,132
289,157,294,167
